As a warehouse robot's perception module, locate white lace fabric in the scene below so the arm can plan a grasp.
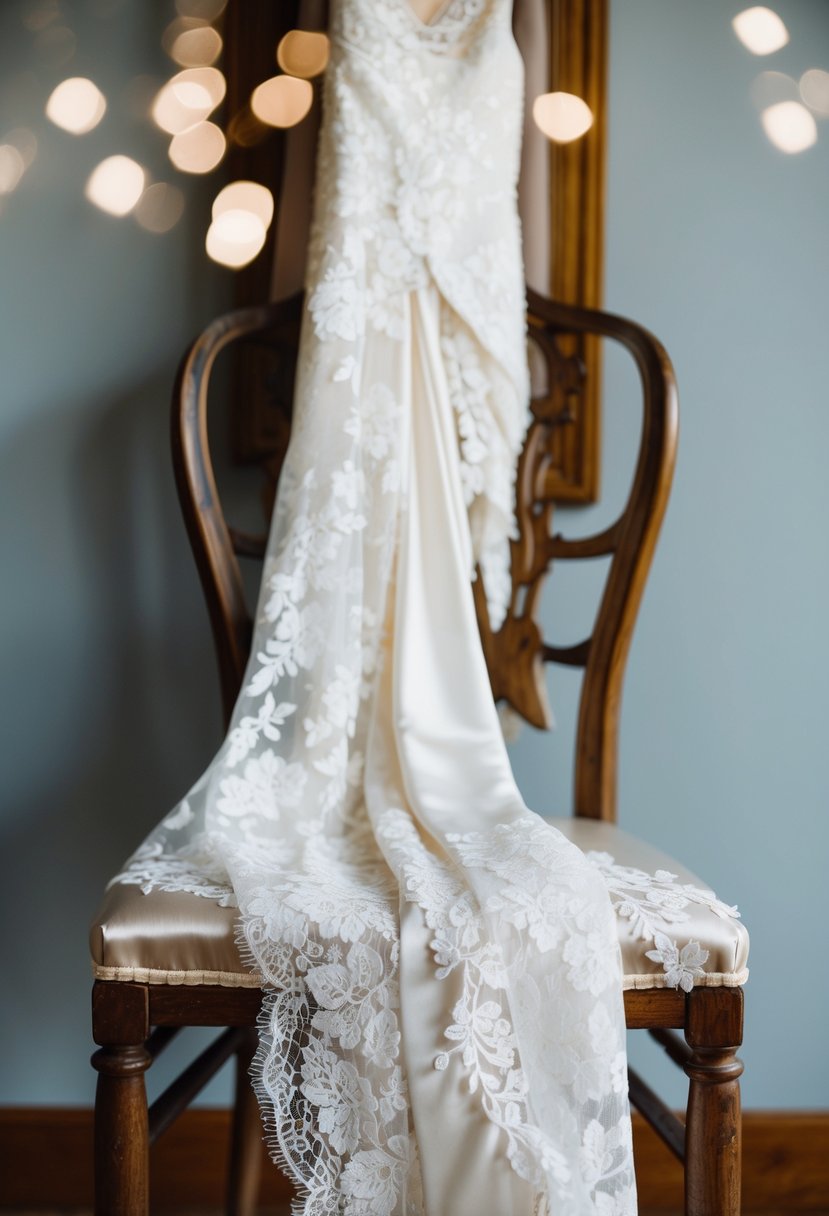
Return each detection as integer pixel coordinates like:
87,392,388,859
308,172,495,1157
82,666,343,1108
111,2,643,1211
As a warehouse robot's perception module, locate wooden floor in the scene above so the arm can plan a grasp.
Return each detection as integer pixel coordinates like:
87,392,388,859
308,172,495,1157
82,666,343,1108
6,1206,826,1216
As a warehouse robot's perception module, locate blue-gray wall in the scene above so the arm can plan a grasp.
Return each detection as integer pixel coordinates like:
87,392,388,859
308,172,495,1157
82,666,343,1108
1,0,827,1111
512,0,829,1109
0,0,233,1104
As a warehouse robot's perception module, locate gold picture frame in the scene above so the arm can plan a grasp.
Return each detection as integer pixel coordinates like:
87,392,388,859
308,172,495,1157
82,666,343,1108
222,0,608,504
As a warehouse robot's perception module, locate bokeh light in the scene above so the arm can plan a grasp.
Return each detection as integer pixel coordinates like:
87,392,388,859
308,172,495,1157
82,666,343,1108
168,120,226,173
800,69,829,118
46,77,107,134
532,92,593,143
169,24,223,67
0,145,26,196
135,182,185,233
85,155,146,216
277,30,330,79
749,70,798,111
20,0,61,32
761,100,818,153
206,208,267,268
732,7,789,56
4,128,38,169
212,180,274,228
251,75,313,128
152,67,225,134
175,0,227,18
34,25,76,68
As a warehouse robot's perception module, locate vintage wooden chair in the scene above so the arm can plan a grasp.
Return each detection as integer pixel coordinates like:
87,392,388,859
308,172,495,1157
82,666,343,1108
89,289,748,1215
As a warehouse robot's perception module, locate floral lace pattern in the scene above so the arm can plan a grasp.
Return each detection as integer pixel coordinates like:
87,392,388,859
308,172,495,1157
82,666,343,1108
584,850,742,991
107,1,651,1212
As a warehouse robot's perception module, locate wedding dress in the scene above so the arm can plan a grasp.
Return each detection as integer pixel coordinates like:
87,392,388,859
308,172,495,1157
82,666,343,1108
112,0,638,1211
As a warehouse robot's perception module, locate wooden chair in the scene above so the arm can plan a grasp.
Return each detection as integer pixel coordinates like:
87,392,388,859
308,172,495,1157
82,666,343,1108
89,289,747,1215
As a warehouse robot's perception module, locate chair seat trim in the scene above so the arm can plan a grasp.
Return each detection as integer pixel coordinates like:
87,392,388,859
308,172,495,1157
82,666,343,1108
92,961,748,991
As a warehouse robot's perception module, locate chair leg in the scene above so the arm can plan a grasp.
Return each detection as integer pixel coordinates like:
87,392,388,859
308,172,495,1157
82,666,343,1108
683,987,744,1216
226,1027,263,1216
91,1042,151,1215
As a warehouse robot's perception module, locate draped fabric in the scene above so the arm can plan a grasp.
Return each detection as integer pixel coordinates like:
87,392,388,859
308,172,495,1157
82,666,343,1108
113,2,637,1211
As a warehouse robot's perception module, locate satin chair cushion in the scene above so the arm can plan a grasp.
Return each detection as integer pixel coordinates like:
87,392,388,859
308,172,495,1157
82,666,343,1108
90,819,749,989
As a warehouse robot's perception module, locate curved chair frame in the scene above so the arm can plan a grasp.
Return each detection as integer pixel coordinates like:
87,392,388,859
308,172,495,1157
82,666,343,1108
91,292,743,1216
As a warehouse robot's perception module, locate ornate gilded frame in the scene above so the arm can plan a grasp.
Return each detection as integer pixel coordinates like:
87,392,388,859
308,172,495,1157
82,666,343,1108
222,0,608,504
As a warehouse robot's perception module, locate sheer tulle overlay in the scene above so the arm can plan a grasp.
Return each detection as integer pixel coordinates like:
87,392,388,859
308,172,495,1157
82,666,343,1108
112,1,638,1211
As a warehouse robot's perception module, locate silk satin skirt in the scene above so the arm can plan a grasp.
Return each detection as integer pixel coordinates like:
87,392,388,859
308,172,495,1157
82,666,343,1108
367,283,538,1214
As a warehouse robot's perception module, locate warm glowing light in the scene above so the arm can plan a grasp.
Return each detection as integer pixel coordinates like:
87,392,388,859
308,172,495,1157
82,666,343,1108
800,68,829,117
212,180,274,229
21,0,61,32
5,127,38,168
206,208,267,268
749,70,798,111
153,80,210,133
35,25,77,68
170,24,223,67
152,68,225,134
227,109,267,148
185,65,226,108
0,145,26,195
85,155,146,216
761,100,818,152
45,77,107,134
732,7,789,55
532,92,593,143
168,120,225,173
251,75,313,128
175,0,227,18
135,182,185,233
277,30,330,79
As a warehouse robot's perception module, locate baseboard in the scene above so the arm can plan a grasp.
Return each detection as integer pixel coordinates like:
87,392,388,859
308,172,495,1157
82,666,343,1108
0,1107,827,1210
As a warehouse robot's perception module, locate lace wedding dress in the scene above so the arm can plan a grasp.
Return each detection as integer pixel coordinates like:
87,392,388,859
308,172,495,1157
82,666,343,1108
113,1,638,1211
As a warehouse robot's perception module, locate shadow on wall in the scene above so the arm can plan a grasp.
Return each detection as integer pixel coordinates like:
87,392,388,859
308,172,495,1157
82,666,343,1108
0,368,221,1102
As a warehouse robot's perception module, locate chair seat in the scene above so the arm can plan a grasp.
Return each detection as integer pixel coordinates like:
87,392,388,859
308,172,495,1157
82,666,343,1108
90,819,749,991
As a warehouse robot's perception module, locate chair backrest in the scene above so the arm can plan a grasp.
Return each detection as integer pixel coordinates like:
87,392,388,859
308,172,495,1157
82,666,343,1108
172,289,677,823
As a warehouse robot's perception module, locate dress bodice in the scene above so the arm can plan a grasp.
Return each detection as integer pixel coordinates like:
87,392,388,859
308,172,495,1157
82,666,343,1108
307,0,529,405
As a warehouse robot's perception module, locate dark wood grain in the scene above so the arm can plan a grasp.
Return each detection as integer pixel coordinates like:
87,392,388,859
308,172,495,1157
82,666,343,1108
684,988,744,1216
6,1110,827,1211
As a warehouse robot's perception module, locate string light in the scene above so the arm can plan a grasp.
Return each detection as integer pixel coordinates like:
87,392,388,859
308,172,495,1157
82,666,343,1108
212,180,274,228
152,67,225,134
205,208,267,268
45,77,106,134
164,18,223,67
800,69,829,117
135,182,185,233
761,101,818,153
277,30,330,79
251,75,313,128
749,71,798,111
732,7,789,56
0,145,26,195
175,0,227,18
168,120,226,173
532,92,593,143
85,155,146,216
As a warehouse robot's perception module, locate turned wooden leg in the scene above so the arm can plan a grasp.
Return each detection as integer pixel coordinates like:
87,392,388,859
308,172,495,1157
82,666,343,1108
683,987,744,1216
91,982,151,1216
91,1042,151,1215
226,1027,263,1216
